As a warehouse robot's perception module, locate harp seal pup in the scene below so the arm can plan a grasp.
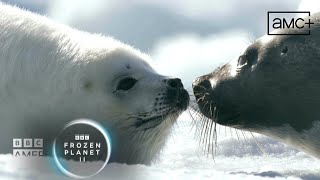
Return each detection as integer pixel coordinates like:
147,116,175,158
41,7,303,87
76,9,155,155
0,3,189,164
193,13,320,158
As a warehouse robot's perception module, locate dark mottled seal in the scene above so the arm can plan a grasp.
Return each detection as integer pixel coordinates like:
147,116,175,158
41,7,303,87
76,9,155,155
193,12,320,158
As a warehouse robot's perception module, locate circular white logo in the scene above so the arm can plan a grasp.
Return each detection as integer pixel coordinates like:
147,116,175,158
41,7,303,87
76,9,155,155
53,119,111,178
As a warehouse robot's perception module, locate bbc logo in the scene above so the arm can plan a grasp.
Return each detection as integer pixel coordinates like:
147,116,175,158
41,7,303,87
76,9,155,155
13,138,43,148
13,138,43,157
75,134,89,141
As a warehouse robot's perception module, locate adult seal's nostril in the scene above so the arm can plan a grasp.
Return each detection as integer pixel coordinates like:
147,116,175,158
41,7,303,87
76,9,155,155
192,78,212,97
192,77,202,88
192,12,320,160
167,78,183,89
192,74,212,88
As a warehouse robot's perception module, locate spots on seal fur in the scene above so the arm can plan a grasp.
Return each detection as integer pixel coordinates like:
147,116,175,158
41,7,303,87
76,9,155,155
192,12,320,159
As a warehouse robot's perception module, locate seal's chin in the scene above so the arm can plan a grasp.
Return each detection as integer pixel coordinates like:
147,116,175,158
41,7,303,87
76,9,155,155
135,115,168,130
215,110,241,126
134,111,181,131
135,88,190,130
193,99,240,127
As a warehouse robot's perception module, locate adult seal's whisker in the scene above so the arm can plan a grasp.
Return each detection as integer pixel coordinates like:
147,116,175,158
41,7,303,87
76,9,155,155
192,12,320,159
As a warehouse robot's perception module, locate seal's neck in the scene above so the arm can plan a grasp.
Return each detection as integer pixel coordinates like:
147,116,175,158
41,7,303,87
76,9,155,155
259,121,320,159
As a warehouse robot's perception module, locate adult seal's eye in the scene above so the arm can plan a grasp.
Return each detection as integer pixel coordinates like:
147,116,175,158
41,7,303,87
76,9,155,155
237,55,248,67
281,46,288,55
116,77,137,91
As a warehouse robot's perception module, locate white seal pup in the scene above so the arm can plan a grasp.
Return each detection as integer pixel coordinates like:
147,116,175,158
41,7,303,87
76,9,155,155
193,13,320,158
0,3,189,164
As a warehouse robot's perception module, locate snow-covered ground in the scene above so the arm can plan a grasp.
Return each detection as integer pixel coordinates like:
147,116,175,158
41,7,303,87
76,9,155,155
1,1,319,179
1,112,319,180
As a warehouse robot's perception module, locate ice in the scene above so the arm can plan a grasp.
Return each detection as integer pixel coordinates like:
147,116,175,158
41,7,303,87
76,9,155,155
0,112,319,180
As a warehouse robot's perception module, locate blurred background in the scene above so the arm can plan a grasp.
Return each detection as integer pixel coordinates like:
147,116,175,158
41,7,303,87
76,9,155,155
2,0,319,87
1,1,320,179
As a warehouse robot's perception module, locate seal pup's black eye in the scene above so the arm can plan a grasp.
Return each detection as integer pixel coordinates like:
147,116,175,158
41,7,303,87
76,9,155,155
116,77,137,91
281,46,288,55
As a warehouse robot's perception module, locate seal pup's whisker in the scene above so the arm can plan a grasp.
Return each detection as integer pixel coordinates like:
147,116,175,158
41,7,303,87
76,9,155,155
0,3,192,165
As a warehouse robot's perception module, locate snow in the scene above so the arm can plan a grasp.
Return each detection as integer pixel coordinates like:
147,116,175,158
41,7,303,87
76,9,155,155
1,1,319,179
1,112,319,180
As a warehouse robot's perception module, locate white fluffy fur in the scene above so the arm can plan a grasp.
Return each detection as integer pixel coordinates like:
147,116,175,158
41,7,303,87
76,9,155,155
0,3,177,164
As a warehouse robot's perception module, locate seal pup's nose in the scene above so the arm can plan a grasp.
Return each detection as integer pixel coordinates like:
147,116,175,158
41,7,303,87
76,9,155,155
166,78,183,89
163,78,189,110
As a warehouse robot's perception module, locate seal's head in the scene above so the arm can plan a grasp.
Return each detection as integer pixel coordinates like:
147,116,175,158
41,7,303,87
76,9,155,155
19,37,189,165
68,38,190,164
0,4,189,165
192,13,320,158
